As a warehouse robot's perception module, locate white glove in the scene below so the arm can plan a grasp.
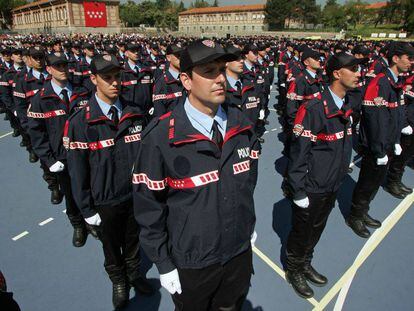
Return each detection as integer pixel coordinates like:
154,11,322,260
85,213,102,226
49,161,65,172
259,109,265,120
160,269,182,295
148,107,154,115
401,125,413,135
293,197,309,208
394,144,402,156
13,110,17,117
376,155,389,165
280,83,286,88
250,231,257,247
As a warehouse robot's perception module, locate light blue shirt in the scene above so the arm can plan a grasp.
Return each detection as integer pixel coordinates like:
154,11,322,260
32,68,48,80
294,56,299,61
258,57,264,65
184,98,227,139
85,56,92,65
388,68,398,83
287,51,292,58
128,60,141,73
306,69,317,79
51,80,72,100
150,54,156,62
226,75,241,90
168,67,179,80
95,94,122,120
244,60,254,71
13,64,23,71
328,87,344,110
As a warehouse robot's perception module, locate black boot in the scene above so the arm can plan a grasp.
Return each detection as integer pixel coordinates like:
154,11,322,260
346,217,370,238
12,128,20,137
29,151,38,163
51,188,63,205
303,265,328,287
86,223,100,240
398,181,413,194
126,261,155,296
362,213,381,229
257,137,265,144
285,270,314,299
383,181,407,199
68,215,88,247
107,266,129,310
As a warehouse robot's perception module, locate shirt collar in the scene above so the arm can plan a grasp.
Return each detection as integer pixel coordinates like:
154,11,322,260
85,56,92,65
244,60,253,71
150,53,156,62
184,97,227,137
168,67,179,80
13,63,23,71
387,68,398,83
95,94,122,119
32,68,48,80
226,75,241,90
258,57,263,65
294,56,299,61
51,80,72,98
328,87,344,110
287,51,292,58
306,69,317,79
128,60,140,72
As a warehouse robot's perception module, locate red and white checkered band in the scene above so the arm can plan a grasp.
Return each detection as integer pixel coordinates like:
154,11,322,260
300,128,352,142
124,134,141,143
233,160,250,175
88,138,115,151
167,170,219,189
250,150,259,159
27,109,66,119
202,40,215,48
132,173,167,191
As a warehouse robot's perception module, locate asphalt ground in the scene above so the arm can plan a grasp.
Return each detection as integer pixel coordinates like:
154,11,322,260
1,90,414,311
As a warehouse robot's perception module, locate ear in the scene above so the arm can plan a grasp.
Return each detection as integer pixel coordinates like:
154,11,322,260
90,74,98,87
180,72,192,92
392,54,400,64
333,69,341,81
166,54,172,62
46,66,52,75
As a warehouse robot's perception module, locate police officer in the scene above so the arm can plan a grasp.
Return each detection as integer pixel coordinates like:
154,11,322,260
27,53,90,247
66,54,154,310
276,42,293,114
72,42,95,92
285,52,362,298
347,42,414,238
133,40,260,311
152,43,184,117
0,47,12,115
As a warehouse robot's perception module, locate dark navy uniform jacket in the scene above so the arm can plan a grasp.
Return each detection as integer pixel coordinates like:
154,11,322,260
359,69,403,158
133,99,260,273
66,95,146,218
0,65,26,112
241,63,266,111
152,69,184,117
120,61,153,115
27,81,90,167
287,89,353,200
403,74,414,128
277,50,292,86
72,58,95,93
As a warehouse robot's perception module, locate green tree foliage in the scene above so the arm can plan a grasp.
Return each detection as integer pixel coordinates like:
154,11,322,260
0,0,27,29
321,0,347,29
265,0,293,30
189,0,211,8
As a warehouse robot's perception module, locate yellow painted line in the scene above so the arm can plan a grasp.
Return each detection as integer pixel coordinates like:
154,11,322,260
252,246,320,307
0,131,13,139
313,192,414,311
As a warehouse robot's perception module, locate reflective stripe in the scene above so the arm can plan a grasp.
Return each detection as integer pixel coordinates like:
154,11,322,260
362,100,398,108
69,141,89,150
233,160,250,175
286,92,304,100
153,92,183,101
404,90,414,98
13,91,25,98
27,109,66,119
73,72,83,76
25,89,39,97
124,133,141,143
122,80,138,86
250,150,259,159
245,101,259,109
167,170,219,189
0,81,9,86
88,138,115,151
303,92,321,100
300,128,352,142
132,173,167,190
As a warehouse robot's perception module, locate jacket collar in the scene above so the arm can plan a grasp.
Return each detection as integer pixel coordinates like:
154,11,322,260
164,68,181,84
384,68,404,89
304,69,323,85
321,89,353,120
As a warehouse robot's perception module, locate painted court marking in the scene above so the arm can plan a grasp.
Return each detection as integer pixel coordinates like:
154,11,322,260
39,217,54,226
0,131,13,140
12,231,29,241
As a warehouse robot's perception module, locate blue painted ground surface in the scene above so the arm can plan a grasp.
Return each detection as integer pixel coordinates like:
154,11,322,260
1,90,413,311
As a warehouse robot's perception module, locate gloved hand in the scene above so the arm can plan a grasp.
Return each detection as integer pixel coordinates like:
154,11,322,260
160,269,182,295
49,161,65,173
13,110,17,117
250,231,257,247
85,213,102,226
377,155,389,165
401,125,413,135
259,109,265,120
394,144,402,156
280,83,286,88
148,107,154,115
293,197,309,208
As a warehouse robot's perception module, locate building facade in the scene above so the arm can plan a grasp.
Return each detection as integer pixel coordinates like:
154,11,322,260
12,0,121,34
178,4,268,35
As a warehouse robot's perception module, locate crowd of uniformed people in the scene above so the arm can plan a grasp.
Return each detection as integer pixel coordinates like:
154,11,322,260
0,33,413,310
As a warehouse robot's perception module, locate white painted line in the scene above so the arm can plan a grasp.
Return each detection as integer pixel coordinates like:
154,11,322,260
12,231,29,241
314,192,414,311
264,131,269,134
62,209,66,213
39,217,54,226
271,128,278,132
269,108,277,112
0,131,13,140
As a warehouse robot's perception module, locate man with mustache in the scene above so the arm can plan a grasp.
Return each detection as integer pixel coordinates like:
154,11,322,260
285,52,362,299
66,54,154,310
133,40,260,310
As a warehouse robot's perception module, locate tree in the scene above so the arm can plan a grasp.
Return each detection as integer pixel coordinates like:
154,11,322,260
0,0,27,29
343,0,367,29
321,0,346,29
265,0,293,30
213,0,219,7
189,0,210,8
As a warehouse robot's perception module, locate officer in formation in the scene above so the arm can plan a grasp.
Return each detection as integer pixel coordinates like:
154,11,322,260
0,35,413,308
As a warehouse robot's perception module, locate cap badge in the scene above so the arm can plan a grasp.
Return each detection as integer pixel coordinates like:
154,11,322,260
202,40,215,48
103,55,112,61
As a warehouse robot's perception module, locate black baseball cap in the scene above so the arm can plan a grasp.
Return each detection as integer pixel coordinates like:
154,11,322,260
11,47,22,54
29,47,45,58
83,42,94,50
1,47,12,55
46,52,68,66
225,45,242,58
301,48,320,62
326,52,364,74
166,43,183,55
388,41,414,58
126,42,140,52
242,44,259,55
91,54,121,74
352,45,370,56
180,40,238,72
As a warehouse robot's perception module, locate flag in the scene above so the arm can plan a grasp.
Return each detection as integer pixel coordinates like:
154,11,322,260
83,1,107,27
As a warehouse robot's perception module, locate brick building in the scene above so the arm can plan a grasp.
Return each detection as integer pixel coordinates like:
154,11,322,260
12,0,121,34
178,4,268,35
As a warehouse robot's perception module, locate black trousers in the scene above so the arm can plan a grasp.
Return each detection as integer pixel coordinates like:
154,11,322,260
277,85,287,111
350,152,389,219
95,200,141,283
40,161,59,191
286,192,337,272
388,134,414,183
56,168,83,227
172,248,253,311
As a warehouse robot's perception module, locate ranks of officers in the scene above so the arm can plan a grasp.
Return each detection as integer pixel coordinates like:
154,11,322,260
0,34,413,309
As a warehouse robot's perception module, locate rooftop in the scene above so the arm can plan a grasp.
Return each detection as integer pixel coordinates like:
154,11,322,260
179,4,265,16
